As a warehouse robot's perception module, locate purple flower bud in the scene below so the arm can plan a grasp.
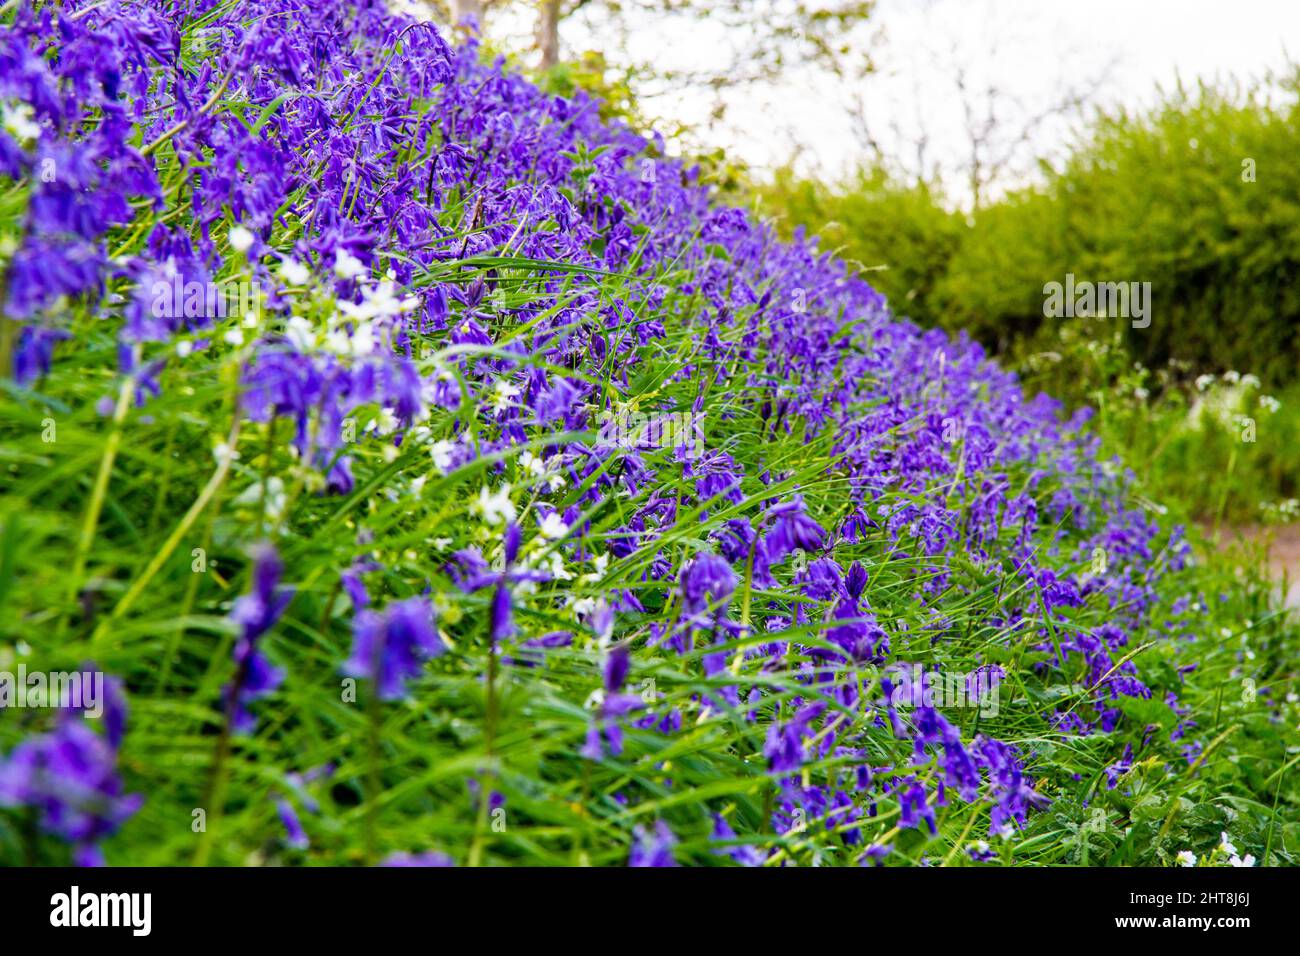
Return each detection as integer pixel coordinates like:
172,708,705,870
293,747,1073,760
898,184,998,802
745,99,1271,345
343,597,444,700
628,821,677,867
490,580,514,643
277,798,309,850
680,552,738,617
603,643,630,692
225,545,291,734
503,521,521,566
380,850,455,867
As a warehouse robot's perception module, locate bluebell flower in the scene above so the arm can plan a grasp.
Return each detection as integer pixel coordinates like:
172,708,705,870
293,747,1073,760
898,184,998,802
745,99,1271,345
711,814,764,866
0,717,142,866
343,596,445,700
581,640,644,760
225,544,292,734
276,798,309,850
765,496,826,561
679,551,738,619
628,821,677,867
380,851,455,867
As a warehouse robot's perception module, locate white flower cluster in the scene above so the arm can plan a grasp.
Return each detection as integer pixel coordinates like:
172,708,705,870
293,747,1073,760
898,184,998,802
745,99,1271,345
2,101,40,144
1175,831,1256,867
276,256,418,360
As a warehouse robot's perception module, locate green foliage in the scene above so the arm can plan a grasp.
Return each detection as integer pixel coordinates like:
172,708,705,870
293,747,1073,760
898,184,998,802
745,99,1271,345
1016,319,1300,525
3,277,1296,865
758,165,964,332
536,51,645,129
960,77,1300,385
762,75,1300,520
765,73,1300,385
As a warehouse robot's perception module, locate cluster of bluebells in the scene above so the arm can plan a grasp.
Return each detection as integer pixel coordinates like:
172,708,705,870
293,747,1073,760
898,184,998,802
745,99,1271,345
0,673,138,866
0,0,1206,864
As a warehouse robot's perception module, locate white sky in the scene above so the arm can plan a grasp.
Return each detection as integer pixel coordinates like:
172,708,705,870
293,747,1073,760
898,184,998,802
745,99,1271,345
650,0,1300,202
424,0,1300,204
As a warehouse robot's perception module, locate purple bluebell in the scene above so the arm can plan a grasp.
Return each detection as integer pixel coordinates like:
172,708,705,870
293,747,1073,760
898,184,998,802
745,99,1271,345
343,596,445,700
628,821,677,867
225,545,292,734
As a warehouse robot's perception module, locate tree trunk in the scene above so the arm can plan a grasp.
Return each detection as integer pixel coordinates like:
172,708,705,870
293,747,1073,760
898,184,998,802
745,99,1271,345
537,0,561,69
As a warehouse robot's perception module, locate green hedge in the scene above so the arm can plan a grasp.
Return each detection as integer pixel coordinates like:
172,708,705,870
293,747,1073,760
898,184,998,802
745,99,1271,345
762,74,1300,387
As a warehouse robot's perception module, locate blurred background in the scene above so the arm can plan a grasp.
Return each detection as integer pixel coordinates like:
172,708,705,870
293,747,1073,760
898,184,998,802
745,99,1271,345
403,0,1300,590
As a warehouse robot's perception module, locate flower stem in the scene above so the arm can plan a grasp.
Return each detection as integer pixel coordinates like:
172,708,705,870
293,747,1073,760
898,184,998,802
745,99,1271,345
365,677,382,865
192,719,232,867
467,636,499,867
66,360,136,632
93,417,241,652
257,416,277,539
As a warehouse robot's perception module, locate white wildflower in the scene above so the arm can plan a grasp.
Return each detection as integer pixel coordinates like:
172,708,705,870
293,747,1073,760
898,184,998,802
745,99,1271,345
279,258,310,286
491,379,521,414
366,406,399,436
228,225,255,253
213,441,240,466
2,103,40,143
580,552,610,584
285,315,317,352
471,484,516,525
430,439,455,473
338,280,418,321
233,476,287,524
326,321,375,358
539,512,567,539
519,450,546,477
333,248,367,280
544,551,573,581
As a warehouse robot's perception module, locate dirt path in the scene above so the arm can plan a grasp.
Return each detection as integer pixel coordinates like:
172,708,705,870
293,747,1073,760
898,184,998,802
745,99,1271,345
1207,524,1300,609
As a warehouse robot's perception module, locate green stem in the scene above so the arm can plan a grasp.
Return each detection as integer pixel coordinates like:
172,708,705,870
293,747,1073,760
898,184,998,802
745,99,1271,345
66,360,137,630
147,425,178,534
258,416,277,539
94,418,241,649
365,674,382,865
467,635,499,867
0,266,13,381
1263,752,1285,865
1212,445,1238,538
192,720,232,867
